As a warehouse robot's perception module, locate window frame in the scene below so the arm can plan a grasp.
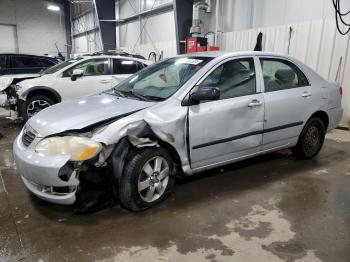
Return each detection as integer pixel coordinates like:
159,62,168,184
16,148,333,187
61,58,111,78
258,57,311,93
194,56,259,102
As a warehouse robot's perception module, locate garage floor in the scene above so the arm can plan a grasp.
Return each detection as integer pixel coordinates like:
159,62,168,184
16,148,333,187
1,114,350,262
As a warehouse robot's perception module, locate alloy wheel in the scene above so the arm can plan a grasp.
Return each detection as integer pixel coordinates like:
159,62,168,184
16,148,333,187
138,156,169,203
27,100,51,118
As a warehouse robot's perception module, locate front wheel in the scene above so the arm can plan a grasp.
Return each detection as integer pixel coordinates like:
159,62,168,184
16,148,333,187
119,147,175,211
22,95,54,121
293,117,326,159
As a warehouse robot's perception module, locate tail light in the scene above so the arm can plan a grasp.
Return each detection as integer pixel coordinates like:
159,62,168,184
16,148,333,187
339,86,343,96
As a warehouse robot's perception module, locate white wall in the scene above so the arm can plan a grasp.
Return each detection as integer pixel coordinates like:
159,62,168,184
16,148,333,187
116,0,176,55
71,11,103,55
0,24,18,52
0,0,67,56
202,0,350,33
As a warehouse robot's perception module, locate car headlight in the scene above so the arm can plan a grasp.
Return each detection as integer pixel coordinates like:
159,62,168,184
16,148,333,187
35,136,102,161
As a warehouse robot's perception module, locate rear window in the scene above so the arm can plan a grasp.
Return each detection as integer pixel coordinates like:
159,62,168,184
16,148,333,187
113,59,143,74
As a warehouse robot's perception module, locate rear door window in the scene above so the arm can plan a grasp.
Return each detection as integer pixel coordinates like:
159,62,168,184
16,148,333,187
113,59,142,74
260,58,310,92
10,56,42,68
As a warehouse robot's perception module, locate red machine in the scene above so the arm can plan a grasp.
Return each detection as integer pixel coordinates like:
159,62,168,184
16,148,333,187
186,36,220,53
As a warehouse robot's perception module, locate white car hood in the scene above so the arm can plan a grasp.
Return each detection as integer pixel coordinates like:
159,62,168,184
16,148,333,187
0,73,40,91
27,93,155,138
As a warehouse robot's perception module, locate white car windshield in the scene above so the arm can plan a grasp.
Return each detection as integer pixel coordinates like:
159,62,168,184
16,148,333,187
111,57,213,101
41,58,84,75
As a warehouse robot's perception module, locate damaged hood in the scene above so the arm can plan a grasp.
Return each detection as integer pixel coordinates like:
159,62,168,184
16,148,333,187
28,93,155,137
0,73,40,92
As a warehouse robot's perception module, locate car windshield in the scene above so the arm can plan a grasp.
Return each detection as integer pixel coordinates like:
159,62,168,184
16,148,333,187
110,56,213,101
41,58,84,75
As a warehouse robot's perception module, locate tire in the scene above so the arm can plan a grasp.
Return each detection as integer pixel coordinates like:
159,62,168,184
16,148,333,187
119,147,175,211
22,95,54,121
293,117,326,159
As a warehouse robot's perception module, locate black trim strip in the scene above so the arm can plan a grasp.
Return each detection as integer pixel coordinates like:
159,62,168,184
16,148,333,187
192,121,303,150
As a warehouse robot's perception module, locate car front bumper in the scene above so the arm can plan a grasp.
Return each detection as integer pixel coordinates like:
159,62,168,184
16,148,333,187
13,134,79,205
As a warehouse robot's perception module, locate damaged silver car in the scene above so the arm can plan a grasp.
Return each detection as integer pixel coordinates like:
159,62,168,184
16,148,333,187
13,52,343,211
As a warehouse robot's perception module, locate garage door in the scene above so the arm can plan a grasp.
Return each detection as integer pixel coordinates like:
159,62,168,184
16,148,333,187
0,24,18,53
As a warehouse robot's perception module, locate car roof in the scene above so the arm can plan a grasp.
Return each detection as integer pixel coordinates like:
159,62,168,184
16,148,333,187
178,51,294,59
80,55,152,64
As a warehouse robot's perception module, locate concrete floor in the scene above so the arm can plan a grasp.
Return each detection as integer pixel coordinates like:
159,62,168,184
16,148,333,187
1,115,350,262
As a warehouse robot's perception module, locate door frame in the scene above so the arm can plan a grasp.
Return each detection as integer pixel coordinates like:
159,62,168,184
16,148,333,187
183,55,265,170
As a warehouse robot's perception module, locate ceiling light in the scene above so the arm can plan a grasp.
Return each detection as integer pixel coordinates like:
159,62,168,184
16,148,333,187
47,5,60,12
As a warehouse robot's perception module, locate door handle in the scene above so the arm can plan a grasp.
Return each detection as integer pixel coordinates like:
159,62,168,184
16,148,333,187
301,91,312,98
248,99,263,107
100,80,110,84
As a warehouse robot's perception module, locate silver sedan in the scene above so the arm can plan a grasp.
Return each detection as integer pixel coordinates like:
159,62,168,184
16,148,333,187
13,51,343,211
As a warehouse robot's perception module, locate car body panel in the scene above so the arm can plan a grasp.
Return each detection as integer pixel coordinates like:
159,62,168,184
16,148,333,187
0,74,41,92
28,93,155,138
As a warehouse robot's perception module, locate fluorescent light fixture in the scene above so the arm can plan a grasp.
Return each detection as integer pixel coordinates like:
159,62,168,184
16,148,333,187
47,5,60,12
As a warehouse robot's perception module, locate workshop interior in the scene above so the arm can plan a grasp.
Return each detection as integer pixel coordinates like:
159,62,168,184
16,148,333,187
0,0,349,261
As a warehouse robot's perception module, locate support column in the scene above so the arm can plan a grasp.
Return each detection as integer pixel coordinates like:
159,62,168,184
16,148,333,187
94,0,116,51
174,0,193,54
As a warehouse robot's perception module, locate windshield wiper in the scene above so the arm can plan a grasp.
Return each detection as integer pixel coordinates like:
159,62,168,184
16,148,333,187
118,90,148,101
141,95,165,101
112,89,126,97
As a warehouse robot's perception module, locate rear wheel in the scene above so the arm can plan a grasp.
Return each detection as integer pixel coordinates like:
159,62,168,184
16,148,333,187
293,117,325,159
22,95,54,121
119,147,175,211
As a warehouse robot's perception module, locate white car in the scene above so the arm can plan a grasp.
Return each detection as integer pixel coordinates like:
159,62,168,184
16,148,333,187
0,54,151,120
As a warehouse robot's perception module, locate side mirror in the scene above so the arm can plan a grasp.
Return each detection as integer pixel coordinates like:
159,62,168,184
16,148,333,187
190,87,220,105
71,69,84,81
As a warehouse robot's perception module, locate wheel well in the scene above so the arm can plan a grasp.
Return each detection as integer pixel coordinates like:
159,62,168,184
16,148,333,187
309,111,329,130
157,140,183,174
26,89,61,104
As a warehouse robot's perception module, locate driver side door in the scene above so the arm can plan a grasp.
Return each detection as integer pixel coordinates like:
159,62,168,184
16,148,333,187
188,57,265,170
54,58,112,100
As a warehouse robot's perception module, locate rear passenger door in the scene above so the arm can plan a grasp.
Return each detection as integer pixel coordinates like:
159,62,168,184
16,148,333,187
111,59,144,86
259,57,316,150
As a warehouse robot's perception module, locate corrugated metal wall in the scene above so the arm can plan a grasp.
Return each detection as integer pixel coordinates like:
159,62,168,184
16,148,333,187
220,18,350,127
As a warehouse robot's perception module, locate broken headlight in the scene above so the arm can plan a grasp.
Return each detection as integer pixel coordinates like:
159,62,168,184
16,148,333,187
35,136,102,161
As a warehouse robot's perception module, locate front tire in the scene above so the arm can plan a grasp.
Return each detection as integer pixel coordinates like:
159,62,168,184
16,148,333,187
119,147,175,211
293,117,326,159
22,95,54,121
